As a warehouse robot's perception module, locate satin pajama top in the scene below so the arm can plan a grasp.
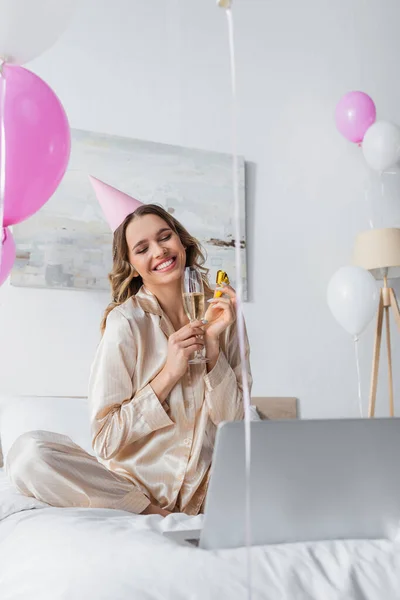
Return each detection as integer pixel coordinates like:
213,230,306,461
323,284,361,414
88,286,252,514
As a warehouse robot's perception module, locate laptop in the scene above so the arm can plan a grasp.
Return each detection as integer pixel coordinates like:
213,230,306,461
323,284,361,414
164,418,400,550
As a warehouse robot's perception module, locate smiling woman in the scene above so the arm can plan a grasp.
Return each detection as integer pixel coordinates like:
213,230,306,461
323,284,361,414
6,179,252,519
104,203,211,333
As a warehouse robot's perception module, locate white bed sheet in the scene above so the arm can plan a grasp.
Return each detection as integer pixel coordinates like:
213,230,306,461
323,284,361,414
0,469,399,600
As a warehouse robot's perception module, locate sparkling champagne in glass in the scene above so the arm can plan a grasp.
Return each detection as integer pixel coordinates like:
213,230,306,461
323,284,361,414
182,267,208,364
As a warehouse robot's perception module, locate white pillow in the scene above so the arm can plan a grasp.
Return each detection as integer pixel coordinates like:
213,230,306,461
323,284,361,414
249,405,262,421
0,467,48,519
0,396,94,466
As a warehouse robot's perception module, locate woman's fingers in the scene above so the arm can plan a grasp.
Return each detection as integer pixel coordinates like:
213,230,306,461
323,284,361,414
214,284,236,299
208,296,230,304
174,321,204,340
182,327,204,338
207,298,231,310
185,342,204,355
205,297,235,324
180,336,204,349
190,319,204,328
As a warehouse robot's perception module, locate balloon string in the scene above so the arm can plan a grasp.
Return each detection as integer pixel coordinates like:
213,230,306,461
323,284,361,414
225,7,253,599
354,336,363,417
365,179,374,230
380,173,387,231
0,60,6,270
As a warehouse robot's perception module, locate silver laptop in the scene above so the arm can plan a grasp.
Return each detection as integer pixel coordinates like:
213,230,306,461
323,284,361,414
165,418,400,550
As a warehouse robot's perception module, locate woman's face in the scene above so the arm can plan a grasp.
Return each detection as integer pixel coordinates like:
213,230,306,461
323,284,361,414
126,213,186,289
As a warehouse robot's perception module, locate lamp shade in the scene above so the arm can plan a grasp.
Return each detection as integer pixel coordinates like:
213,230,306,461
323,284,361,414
353,228,400,280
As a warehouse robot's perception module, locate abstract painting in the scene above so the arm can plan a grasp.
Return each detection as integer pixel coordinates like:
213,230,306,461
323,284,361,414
11,129,247,296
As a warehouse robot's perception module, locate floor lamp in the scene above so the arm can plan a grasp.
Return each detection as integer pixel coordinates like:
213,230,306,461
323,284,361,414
353,228,400,418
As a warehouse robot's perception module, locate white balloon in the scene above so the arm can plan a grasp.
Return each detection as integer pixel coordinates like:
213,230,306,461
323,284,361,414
327,266,379,337
362,121,400,172
0,0,78,65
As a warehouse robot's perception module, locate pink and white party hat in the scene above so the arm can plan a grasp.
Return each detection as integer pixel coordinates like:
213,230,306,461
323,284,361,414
89,176,143,232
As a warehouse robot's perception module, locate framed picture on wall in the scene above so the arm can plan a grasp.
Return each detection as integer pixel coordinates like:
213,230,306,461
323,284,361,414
11,129,247,297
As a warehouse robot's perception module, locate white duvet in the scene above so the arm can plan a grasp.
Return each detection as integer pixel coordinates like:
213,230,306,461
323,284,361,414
0,470,399,600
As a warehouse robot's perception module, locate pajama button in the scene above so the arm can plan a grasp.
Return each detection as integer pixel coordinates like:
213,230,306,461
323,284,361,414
184,438,192,446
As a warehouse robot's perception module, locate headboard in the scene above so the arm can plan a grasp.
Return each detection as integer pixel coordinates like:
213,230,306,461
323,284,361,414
252,397,298,420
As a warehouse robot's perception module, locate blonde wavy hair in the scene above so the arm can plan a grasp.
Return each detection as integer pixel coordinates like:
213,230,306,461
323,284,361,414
100,204,211,333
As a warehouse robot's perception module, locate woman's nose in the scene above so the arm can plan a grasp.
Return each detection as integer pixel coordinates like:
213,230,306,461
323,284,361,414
153,243,166,258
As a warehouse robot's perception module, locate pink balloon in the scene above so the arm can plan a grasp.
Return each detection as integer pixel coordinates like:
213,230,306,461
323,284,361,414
1,64,70,227
335,91,376,144
0,227,16,286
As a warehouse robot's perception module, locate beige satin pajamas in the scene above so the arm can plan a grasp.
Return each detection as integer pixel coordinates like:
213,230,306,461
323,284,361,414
7,286,252,515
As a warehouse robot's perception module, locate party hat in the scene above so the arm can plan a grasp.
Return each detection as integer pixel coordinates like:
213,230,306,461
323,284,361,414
89,176,143,232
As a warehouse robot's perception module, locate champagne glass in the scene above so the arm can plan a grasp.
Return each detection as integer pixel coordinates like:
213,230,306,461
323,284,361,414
182,267,208,364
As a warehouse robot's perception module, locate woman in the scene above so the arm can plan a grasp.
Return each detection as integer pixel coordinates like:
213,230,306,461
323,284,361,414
6,180,251,517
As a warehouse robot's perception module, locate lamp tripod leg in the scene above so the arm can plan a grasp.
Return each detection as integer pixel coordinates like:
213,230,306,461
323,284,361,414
384,306,394,417
389,288,400,334
369,293,384,418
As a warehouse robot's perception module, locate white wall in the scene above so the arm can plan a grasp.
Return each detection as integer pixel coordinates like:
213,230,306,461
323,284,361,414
1,0,399,417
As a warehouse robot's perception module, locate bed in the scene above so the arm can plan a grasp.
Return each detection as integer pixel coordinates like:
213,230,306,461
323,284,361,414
0,396,399,599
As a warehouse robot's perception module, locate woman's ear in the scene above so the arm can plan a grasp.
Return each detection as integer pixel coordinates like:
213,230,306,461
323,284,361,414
128,262,139,277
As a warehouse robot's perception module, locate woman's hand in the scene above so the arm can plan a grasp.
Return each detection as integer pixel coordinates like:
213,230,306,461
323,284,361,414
164,320,205,380
204,285,236,341
150,320,205,404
